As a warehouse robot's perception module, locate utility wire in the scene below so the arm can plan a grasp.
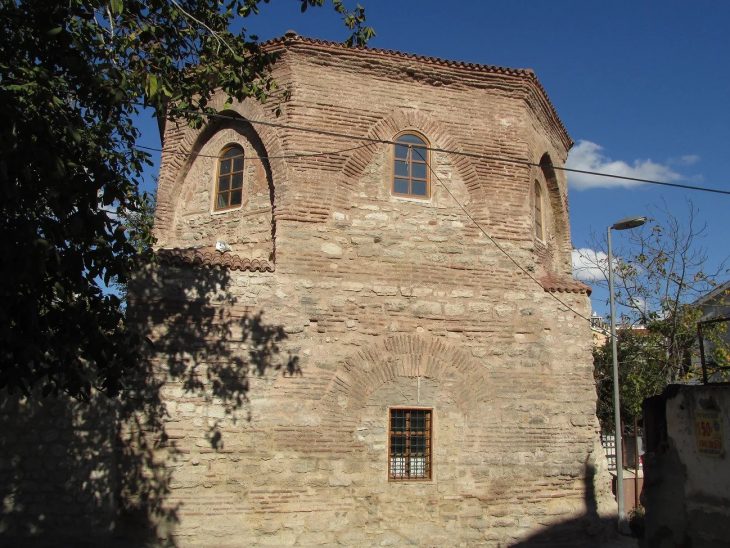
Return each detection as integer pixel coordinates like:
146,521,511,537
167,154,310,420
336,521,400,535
139,129,600,327
140,106,709,327
135,142,372,161
137,107,722,327
142,133,601,327
164,107,730,196
557,166,729,195
411,147,598,326
139,106,618,329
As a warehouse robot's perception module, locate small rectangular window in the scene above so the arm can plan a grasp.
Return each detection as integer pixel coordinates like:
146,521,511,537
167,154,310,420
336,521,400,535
389,408,432,481
215,145,245,211
392,133,430,199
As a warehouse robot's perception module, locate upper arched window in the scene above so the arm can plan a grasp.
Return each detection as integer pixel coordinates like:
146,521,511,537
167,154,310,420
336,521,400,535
393,133,429,198
215,145,244,211
534,180,544,241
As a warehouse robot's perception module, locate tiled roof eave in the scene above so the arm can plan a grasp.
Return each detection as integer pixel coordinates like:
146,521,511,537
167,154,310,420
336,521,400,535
264,33,533,77
539,274,592,296
156,247,275,272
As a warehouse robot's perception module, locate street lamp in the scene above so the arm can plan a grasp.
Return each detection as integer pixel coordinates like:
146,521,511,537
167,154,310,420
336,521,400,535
607,216,647,530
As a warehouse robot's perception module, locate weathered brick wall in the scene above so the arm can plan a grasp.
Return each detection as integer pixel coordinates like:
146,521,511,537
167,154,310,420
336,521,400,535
171,124,274,260
142,36,613,546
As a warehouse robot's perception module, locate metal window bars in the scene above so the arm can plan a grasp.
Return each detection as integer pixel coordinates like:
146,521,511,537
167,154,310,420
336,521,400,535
389,409,432,480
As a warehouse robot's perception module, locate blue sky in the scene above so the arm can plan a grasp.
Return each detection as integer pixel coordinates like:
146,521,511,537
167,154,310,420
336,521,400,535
137,0,730,315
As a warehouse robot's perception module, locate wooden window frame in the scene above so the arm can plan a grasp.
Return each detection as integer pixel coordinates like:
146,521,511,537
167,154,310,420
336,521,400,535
214,144,245,212
388,407,433,481
534,179,544,241
392,131,431,200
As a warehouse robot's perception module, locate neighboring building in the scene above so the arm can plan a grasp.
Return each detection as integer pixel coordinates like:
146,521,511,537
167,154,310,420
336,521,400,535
696,280,730,320
695,280,730,378
643,383,730,547
591,312,609,347
131,34,615,546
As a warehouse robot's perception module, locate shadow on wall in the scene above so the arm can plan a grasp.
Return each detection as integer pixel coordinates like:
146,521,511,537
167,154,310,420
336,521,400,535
0,393,121,545
135,263,300,448
509,463,628,548
0,263,298,546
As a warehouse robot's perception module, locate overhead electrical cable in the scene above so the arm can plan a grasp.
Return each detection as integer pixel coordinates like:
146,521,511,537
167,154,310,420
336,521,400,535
135,142,372,161
137,140,602,328
133,107,721,329
151,107,730,196
411,146,604,330
137,106,636,330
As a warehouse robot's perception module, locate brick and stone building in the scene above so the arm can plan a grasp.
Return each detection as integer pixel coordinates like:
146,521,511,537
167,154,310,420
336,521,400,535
134,33,614,545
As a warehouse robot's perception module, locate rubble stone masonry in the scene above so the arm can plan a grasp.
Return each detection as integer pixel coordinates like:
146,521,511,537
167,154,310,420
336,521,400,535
136,35,614,546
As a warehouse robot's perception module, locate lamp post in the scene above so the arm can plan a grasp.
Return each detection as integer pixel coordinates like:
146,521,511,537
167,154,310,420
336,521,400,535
607,216,647,530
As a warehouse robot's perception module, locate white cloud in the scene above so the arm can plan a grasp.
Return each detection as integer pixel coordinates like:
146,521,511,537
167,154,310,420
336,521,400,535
572,248,608,282
669,154,700,167
566,140,682,190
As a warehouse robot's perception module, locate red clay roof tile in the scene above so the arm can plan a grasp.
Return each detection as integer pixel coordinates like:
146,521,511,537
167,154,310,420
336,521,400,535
539,274,592,296
157,247,275,272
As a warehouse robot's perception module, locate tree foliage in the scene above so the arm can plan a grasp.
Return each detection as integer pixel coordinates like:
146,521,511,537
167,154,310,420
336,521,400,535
0,0,372,400
113,190,157,304
610,203,727,380
579,202,729,430
593,329,669,432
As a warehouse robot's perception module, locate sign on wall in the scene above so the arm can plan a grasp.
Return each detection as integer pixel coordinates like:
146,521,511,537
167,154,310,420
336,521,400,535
695,409,724,457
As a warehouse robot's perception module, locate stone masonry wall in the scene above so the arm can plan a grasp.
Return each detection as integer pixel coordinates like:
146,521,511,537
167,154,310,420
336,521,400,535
143,37,613,546
175,125,274,259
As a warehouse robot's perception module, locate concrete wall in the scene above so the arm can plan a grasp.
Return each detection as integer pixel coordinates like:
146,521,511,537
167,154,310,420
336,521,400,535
643,384,730,547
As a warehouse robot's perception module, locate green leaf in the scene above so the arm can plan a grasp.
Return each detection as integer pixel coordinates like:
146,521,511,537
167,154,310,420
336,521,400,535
110,0,123,16
146,74,158,98
0,0,373,410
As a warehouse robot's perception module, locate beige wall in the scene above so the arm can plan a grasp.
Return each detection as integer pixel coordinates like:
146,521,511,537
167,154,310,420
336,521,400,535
643,384,730,547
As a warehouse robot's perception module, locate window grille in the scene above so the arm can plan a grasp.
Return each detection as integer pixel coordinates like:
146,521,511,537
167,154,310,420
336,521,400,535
601,433,617,472
389,408,432,481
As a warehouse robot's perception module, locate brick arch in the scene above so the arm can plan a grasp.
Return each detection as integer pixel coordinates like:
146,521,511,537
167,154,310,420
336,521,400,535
322,334,490,419
538,152,572,267
154,97,289,245
336,109,482,200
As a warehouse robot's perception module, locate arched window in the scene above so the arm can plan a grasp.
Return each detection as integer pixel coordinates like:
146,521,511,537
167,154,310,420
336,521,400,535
534,180,544,240
393,132,429,198
215,145,244,210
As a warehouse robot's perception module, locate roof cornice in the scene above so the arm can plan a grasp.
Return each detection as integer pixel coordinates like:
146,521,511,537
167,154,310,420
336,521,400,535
263,33,573,150
695,280,730,306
